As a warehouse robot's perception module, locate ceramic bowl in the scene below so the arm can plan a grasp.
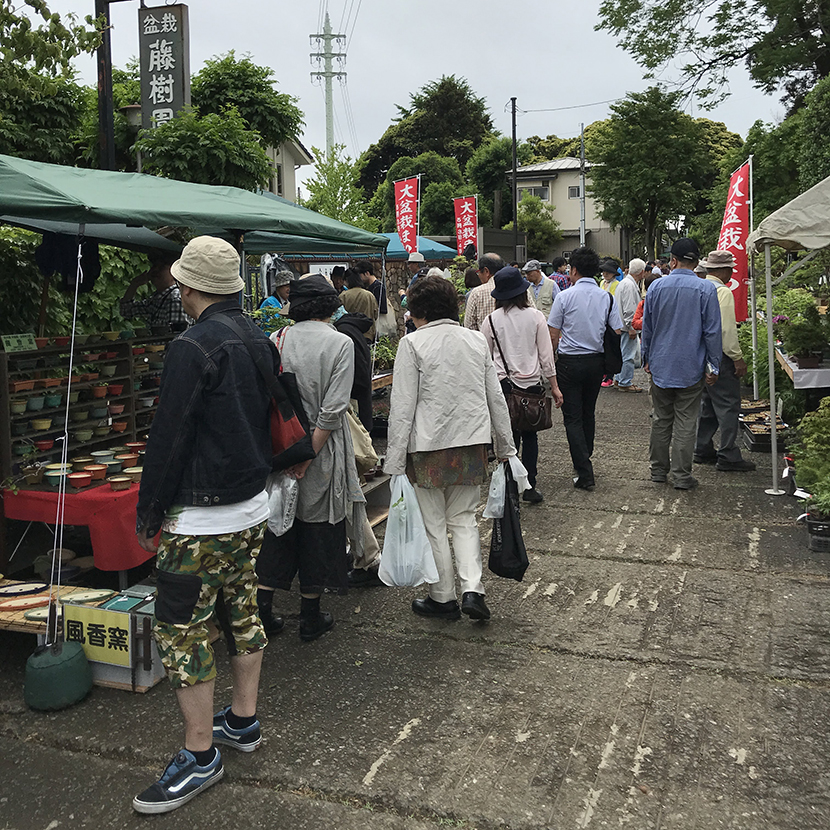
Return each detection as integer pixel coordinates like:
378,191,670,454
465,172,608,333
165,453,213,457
90,406,108,419
145,343,165,353
53,336,70,347
125,441,146,452
138,396,155,408
73,334,90,345
104,459,122,474
132,346,145,355
101,331,119,341
119,330,135,340
44,393,62,407
100,365,117,377
83,464,107,480
10,399,26,414
45,462,69,471
35,439,54,451
71,456,94,471
68,390,80,404
108,403,125,416
123,466,143,483
44,469,67,486
70,409,89,422
9,380,35,392
90,450,114,463
91,385,108,398
12,422,27,436
115,453,139,467
67,472,92,488
93,425,111,437
112,421,128,433
104,351,118,360
108,384,124,396
13,443,30,456
73,429,94,442
109,445,128,455
35,337,49,348
108,475,131,491
30,417,52,431
27,396,46,412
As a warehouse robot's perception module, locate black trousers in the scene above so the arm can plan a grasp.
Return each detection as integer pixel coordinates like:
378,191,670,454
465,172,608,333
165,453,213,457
555,353,605,485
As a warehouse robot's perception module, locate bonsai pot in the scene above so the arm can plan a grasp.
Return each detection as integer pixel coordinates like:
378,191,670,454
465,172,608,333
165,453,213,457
71,456,94,471
70,409,89,422
108,403,125,416
22,465,43,485
53,336,70,347
795,354,821,369
83,464,107,480
100,365,117,377
34,337,49,348
108,384,124,396
115,453,139,467
90,406,108,419
123,466,143,483
73,429,94,442
10,399,27,414
9,380,35,393
27,396,46,412
35,439,54,451
111,420,128,433
101,331,119,341
44,393,62,408
91,384,108,398
30,417,52,431
93,425,111,437
67,472,92,488
108,475,131,491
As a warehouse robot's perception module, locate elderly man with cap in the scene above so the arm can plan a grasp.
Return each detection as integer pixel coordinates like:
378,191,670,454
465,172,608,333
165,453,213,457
522,259,560,320
133,237,276,814
694,250,756,472
259,269,292,313
642,238,722,490
612,258,645,392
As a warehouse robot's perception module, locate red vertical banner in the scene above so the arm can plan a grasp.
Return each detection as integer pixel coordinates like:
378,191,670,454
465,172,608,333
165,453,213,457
453,196,478,256
717,162,750,322
394,177,420,254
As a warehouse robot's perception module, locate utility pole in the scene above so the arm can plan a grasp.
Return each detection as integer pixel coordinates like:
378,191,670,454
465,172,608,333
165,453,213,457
511,97,518,262
310,12,346,155
579,123,586,246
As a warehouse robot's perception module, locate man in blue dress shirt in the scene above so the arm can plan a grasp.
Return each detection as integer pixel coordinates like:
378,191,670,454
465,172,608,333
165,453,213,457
641,238,722,490
548,246,623,491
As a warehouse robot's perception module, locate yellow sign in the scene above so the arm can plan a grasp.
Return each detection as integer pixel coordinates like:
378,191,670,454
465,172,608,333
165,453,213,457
63,604,132,667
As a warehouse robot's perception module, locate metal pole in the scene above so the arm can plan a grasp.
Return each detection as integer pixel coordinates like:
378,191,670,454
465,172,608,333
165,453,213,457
579,123,586,246
764,242,785,496
95,0,116,170
511,97,518,262
323,13,334,154
748,155,759,399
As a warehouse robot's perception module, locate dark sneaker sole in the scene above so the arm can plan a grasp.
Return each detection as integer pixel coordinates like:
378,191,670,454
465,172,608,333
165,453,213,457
412,605,461,620
213,731,261,753
132,766,224,814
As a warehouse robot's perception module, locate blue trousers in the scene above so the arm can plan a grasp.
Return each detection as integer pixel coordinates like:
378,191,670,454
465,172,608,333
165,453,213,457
614,332,639,387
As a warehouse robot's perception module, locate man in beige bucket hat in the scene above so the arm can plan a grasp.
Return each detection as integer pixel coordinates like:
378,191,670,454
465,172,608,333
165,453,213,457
133,236,278,813
693,249,756,472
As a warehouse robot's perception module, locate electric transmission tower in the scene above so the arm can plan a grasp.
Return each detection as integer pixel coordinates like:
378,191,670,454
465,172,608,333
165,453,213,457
310,12,346,155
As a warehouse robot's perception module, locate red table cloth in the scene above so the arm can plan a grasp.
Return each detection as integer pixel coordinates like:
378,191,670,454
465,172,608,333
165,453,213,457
3,484,154,571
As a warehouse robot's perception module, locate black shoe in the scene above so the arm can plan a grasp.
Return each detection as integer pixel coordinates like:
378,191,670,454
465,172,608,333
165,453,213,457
257,606,284,636
461,592,491,621
716,459,757,472
574,479,596,491
673,477,699,490
693,453,718,465
411,596,461,620
299,611,334,642
522,487,544,503
348,566,385,587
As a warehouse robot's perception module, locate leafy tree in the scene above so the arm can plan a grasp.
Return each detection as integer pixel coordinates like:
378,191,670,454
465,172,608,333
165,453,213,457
596,0,830,110
524,122,610,163
134,106,272,190
587,87,711,255
420,180,469,236
191,51,303,148
302,144,379,232
503,193,562,260
464,136,529,228
799,75,830,190
373,151,464,233
357,76,493,194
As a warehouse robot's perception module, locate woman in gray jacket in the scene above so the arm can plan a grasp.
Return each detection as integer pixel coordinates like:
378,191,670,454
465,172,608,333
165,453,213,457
384,275,516,622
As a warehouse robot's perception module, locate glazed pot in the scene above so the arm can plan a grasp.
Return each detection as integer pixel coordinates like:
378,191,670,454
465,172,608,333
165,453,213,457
123,466,143,483
27,396,46,412
73,429,94,442
35,439,54,451
104,459,122,475
30,417,52,431
71,456,94,471
68,390,80,404
70,409,89,422
93,425,111,437
90,450,114,463
108,384,124,396
53,336,70,347
115,453,139,467
100,365,117,377
101,331,119,341
108,475,131,491
35,337,49,348
67,472,92,488
44,469,67,486
10,399,26,414
83,464,107,480
108,403,125,416
44,393,62,408
9,380,35,393
111,420,128,433
90,406,108,419
91,385,108,398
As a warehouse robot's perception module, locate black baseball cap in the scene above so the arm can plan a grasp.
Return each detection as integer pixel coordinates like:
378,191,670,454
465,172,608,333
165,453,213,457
670,238,700,262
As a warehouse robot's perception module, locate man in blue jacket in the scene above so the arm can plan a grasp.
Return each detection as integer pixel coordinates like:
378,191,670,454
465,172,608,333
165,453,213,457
132,236,276,814
642,238,722,490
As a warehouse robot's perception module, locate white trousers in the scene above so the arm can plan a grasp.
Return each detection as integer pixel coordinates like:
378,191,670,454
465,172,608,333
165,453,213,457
413,484,484,603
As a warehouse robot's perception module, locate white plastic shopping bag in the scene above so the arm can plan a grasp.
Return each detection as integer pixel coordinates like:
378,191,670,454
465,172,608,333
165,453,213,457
265,472,299,537
508,456,530,494
483,462,507,519
378,475,440,587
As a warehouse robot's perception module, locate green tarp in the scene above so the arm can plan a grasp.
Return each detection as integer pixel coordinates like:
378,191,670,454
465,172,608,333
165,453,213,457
0,154,388,252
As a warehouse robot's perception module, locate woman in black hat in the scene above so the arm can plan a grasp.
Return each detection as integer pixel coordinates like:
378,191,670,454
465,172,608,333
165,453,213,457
482,266,563,504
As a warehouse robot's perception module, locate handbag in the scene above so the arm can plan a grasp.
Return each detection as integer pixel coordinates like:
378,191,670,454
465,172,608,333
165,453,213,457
346,407,378,475
488,317,552,432
214,315,316,472
488,463,529,581
602,293,623,375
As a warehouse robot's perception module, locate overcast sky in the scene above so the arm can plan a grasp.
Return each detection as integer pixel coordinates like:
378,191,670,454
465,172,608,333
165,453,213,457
54,0,783,190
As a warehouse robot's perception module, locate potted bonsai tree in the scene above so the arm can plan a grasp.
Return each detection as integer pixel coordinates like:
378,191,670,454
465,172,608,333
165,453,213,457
783,305,827,369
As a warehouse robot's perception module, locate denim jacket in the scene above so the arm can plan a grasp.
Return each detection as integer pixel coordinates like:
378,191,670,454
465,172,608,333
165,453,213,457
136,301,275,537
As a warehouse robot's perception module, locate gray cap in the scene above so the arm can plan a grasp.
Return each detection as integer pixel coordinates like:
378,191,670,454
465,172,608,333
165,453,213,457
522,259,543,272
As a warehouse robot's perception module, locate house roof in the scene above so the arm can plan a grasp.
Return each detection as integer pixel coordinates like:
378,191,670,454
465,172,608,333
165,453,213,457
512,157,592,175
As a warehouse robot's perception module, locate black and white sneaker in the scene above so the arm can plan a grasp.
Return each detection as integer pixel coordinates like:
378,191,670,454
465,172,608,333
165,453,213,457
132,748,223,814
212,706,262,752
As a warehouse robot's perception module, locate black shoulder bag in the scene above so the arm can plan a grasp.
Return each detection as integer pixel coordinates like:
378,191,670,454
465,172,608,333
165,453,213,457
602,293,623,376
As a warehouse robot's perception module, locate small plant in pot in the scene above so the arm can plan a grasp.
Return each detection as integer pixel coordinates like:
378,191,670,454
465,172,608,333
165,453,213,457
782,306,827,369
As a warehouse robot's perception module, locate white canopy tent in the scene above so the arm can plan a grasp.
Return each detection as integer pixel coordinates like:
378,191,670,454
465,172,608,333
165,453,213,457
746,173,830,495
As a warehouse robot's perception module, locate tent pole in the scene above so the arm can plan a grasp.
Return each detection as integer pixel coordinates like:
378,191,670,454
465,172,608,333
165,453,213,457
764,242,784,496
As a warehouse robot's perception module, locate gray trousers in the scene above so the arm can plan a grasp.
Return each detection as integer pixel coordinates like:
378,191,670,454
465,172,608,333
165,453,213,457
649,378,705,487
695,355,743,462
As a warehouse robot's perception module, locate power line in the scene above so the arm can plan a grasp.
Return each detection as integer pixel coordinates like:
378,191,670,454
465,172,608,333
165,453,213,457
519,97,622,114
346,0,362,48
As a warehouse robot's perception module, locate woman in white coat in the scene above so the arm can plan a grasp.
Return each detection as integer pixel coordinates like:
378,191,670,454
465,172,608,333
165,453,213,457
384,275,516,622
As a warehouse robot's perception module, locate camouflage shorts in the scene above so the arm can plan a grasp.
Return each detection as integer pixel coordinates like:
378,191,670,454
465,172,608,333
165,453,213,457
153,521,267,689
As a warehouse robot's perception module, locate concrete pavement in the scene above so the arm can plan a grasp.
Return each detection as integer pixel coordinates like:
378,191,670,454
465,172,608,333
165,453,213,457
1,374,828,830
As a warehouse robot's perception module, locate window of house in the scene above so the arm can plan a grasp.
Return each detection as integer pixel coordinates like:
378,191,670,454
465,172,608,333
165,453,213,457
568,185,581,199
271,163,284,196
518,186,550,201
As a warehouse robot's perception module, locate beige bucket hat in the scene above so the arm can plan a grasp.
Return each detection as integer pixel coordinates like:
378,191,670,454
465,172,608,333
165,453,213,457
171,236,243,294
700,249,736,270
